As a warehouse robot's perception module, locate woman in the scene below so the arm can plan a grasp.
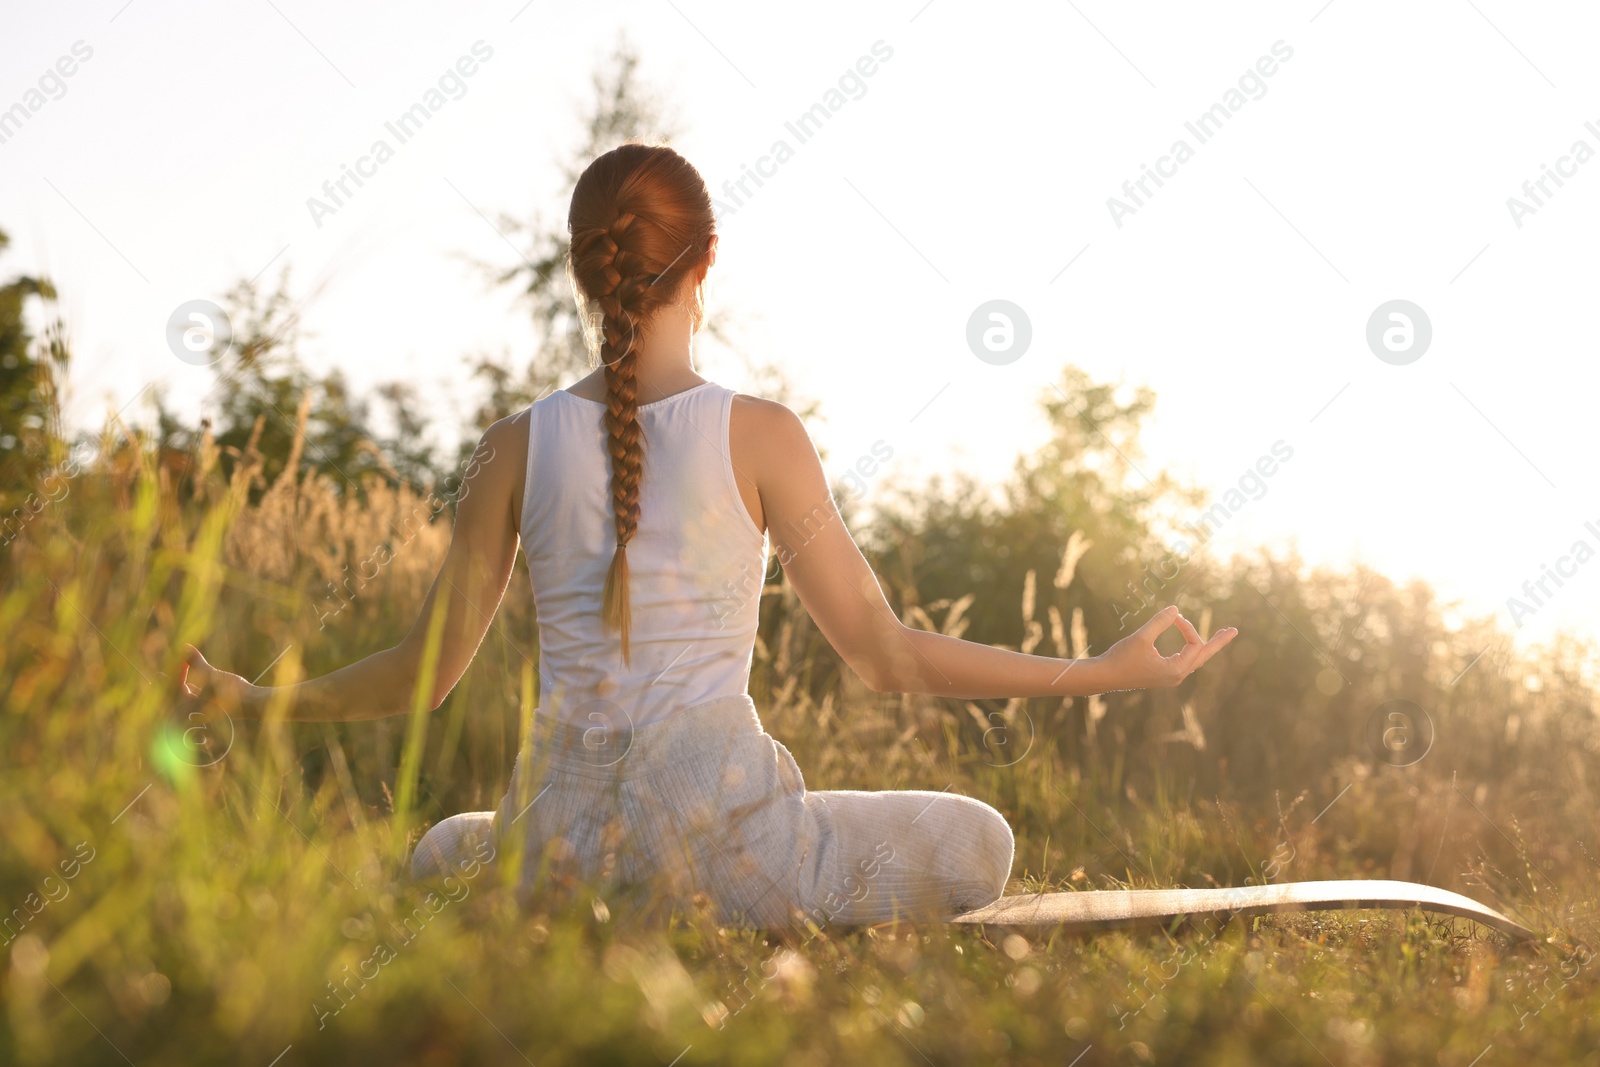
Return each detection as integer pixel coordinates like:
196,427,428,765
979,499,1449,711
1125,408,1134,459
179,144,1237,928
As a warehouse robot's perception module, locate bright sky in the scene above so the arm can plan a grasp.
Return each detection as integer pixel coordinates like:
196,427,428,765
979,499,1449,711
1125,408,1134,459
3,0,1595,650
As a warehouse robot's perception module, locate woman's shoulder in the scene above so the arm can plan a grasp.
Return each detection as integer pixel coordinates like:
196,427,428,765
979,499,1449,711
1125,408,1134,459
476,408,532,474
729,392,814,468
727,388,796,417
483,405,532,442
730,391,804,432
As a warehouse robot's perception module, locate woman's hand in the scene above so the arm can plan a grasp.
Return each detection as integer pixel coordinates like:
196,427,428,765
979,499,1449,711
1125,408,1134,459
1096,605,1237,691
175,644,263,722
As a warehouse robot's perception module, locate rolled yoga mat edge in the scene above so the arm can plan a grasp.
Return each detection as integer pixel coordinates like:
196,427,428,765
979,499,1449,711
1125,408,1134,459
948,879,1539,942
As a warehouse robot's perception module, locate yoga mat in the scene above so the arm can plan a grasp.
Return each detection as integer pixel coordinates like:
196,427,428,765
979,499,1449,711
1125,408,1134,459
949,879,1538,942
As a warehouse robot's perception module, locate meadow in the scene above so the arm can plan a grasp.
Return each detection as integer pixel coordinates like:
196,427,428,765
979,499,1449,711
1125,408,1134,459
2,369,1599,1067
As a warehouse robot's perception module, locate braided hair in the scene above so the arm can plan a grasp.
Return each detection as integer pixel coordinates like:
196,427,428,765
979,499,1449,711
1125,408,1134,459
567,144,716,662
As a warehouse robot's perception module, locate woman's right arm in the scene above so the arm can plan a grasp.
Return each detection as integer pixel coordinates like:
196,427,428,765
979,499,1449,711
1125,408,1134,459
177,413,529,722
736,399,1236,699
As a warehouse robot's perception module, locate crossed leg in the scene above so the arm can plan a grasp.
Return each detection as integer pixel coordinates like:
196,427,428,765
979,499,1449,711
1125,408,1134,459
801,789,1014,925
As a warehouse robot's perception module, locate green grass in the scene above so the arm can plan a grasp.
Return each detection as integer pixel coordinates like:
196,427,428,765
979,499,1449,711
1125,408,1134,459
3,438,1597,1066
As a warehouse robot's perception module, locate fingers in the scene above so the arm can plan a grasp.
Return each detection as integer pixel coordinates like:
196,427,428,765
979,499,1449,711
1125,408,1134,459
1183,627,1240,675
1131,606,1241,686
1144,606,1210,648
179,645,212,697
1134,604,1181,643
1157,613,1239,680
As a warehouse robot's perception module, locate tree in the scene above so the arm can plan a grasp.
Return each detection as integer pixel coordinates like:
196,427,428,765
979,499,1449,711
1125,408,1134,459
0,229,69,502
866,366,1193,644
471,37,816,438
479,36,683,425
161,272,429,498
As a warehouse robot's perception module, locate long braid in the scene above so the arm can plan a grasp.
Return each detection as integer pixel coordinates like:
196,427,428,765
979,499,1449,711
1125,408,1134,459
598,218,647,659
566,145,717,664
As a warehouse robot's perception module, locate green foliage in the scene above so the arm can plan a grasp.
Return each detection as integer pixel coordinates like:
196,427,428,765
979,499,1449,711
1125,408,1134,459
868,368,1183,643
155,273,445,502
0,229,69,503
3,350,1597,1062
859,366,1596,816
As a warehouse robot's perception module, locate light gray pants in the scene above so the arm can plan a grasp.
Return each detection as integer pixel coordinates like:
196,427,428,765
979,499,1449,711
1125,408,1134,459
411,695,1013,927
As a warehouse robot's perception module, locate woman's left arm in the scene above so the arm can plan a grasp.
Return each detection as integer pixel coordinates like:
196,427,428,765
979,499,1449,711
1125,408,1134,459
179,413,528,722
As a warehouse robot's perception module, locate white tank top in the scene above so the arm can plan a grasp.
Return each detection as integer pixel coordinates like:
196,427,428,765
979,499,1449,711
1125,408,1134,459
519,381,769,727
